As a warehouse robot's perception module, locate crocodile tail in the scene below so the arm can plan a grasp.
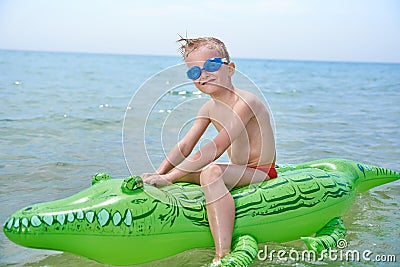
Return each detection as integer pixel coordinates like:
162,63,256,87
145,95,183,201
299,159,400,193
355,162,400,193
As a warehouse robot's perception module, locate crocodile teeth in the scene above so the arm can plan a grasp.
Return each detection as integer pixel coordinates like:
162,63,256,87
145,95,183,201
13,218,20,228
56,214,66,225
112,211,122,226
76,210,84,220
67,212,74,223
21,218,29,228
97,209,110,227
31,215,41,227
86,211,95,223
6,218,14,230
43,215,53,226
124,209,132,226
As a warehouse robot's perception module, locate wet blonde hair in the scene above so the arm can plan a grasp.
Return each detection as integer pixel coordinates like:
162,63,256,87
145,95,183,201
177,36,230,61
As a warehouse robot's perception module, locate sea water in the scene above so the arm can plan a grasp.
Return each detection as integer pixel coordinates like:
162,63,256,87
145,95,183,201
0,50,399,266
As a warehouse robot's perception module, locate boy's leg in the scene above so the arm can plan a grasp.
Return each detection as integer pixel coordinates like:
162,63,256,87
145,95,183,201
200,163,270,260
174,171,201,184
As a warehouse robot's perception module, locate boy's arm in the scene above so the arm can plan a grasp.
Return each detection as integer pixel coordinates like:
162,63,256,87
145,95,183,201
156,104,211,175
166,99,256,182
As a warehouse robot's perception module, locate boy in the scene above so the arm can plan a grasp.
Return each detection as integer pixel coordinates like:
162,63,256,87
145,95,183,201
141,37,276,264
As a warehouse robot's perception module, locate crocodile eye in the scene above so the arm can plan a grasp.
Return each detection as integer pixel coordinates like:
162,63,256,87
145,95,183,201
121,176,143,194
24,207,32,211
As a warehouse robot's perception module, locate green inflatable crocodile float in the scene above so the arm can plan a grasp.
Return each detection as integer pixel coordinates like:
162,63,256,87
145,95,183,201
3,158,399,266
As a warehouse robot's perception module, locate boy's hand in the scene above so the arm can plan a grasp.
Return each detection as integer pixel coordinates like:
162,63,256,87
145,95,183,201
141,174,172,188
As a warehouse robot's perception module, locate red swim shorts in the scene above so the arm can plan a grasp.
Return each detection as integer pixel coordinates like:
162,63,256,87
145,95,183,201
249,163,278,179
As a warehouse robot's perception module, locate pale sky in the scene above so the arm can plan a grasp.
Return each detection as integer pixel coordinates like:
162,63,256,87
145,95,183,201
0,0,399,63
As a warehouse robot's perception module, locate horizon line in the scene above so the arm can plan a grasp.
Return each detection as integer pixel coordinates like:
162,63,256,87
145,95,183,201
1,48,399,65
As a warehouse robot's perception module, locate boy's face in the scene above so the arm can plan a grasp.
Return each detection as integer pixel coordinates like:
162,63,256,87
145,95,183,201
185,47,234,95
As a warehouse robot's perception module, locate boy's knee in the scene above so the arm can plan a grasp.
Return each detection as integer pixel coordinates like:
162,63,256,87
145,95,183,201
200,163,223,186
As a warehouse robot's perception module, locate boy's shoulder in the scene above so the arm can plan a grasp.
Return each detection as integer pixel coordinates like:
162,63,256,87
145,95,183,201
236,88,261,101
235,89,265,110
197,99,213,118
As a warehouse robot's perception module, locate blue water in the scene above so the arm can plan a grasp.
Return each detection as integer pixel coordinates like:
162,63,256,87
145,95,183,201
0,50,399,266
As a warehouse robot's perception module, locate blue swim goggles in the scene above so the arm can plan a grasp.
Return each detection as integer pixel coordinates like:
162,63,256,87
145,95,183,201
186,57,230,80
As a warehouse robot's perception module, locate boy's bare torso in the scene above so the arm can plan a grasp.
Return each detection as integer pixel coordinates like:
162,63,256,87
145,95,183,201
202,88,275,167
